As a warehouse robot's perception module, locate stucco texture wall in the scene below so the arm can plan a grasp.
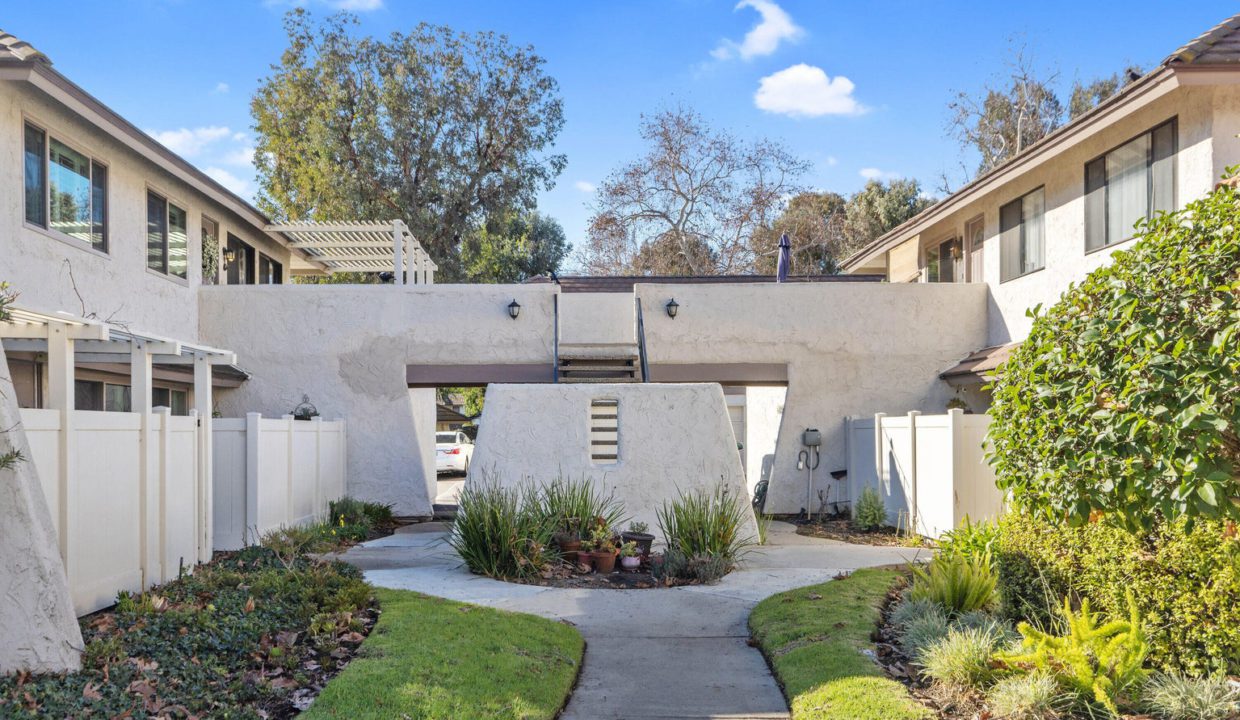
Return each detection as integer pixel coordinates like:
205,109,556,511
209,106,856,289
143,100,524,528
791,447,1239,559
0,342,82,673
634,282,989,515
0,82,290,339
199,284,558,517
468,383,758,542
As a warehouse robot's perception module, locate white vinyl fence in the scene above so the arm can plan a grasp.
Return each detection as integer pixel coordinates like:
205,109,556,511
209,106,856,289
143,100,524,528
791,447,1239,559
212,414,347,551
846,409,1003,538
23,407,207,615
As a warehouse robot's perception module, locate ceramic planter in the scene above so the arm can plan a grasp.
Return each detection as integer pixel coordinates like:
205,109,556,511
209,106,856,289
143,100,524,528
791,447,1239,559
620,555,641,571
621,531,655,558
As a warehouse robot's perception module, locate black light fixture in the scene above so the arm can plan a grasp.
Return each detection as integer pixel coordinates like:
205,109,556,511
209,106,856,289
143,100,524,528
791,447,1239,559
222,247,237,268
508,299,521,320
665,298,679,318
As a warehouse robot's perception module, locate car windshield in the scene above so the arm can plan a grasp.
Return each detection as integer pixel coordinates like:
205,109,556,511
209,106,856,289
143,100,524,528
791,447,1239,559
436,433,457,444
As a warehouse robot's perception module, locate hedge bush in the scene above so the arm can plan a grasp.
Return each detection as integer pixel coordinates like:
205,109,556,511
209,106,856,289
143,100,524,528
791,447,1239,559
995,511,1240,676
987,180,1240,529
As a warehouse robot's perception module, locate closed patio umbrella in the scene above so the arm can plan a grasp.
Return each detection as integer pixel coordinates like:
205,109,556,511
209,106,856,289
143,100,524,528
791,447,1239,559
776,233,792,283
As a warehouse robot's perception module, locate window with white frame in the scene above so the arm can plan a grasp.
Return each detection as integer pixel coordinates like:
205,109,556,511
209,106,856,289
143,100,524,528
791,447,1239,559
24,122,108,252
147,190,188,279
1085,119,1176,252
999,187,1045,282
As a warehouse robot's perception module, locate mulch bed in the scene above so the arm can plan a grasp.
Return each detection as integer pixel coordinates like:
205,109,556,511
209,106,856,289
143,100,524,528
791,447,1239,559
506,557,718,589
795,519,935,548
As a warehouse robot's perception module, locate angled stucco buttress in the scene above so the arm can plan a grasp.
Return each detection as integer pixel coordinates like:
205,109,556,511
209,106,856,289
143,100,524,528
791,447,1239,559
0,315,98,672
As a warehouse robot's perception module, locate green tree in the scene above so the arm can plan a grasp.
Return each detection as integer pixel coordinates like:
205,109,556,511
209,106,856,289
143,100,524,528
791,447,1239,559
987,179,1240,530
751,192,847,274
459,211,570,283
842,179,934,255
252,9,566,282
1068,66,1142,119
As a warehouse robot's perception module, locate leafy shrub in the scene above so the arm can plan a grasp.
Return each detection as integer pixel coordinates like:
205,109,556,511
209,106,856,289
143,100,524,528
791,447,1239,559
449,478,553,579
920,624,1011,690
910,553,997,614
1142,672,1240,720
996,511,1240,675
996,595,1148,717
986,670,1066,720
987,181,1240,529
536,475,627,539
937,517,999,566
657,484,756,568
900,609,952,659
854,486,888,530
656,548,730,583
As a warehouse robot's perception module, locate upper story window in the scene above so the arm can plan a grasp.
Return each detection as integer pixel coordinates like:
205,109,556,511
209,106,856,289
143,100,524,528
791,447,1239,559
1085,118,1176,252
257,253,284,284
147,191,188,279
24,122,108,253
999,187,1045,282
924,237,962,283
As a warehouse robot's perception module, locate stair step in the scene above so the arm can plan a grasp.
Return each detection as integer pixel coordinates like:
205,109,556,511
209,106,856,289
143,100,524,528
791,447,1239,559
561,376,641,383
558,363,638,373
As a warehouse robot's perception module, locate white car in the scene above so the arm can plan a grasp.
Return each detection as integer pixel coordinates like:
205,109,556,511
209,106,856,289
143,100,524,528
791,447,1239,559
436,431,474,475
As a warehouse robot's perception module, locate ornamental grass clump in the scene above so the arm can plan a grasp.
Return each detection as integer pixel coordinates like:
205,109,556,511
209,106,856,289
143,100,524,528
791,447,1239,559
657,483,756,575
536,475,627,540
919,623,1012,691
1141,671,1240,720
449,477,553,580
986,670,1068,720
909,552,998,615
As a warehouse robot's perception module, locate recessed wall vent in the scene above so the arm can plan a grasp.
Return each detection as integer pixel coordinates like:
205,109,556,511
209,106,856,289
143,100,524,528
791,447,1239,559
590,398,619,463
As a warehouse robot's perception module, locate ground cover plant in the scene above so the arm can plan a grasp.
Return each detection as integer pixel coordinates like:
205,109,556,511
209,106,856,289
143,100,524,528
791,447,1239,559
302,589,583,720
0,539,374,718
749,568,932,720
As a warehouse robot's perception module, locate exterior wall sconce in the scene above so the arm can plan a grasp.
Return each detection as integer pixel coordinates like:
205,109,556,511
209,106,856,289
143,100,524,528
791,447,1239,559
508,299,521,320
665,298,679,318
222,247,236,268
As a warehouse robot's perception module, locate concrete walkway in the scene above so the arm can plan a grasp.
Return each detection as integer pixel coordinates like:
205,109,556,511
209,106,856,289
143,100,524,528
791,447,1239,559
340,521,928,720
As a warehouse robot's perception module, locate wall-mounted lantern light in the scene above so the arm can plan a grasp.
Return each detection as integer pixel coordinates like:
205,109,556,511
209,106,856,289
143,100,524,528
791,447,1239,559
222,247,237,268
665,298,679,319
508,299,521,320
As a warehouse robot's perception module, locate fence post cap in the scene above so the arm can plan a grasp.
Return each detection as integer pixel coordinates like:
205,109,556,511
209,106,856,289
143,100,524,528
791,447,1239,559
246,412,262,419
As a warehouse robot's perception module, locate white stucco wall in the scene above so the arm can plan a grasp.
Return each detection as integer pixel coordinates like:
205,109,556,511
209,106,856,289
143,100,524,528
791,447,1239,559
0,342,82,673
199,283,558,517
468,383,758,542
0,82,289,339
634,282,989,515
743,385,785,496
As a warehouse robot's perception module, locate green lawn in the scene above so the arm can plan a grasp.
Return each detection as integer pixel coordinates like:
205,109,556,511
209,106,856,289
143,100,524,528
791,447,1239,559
748,568,931,720
303,588,584,720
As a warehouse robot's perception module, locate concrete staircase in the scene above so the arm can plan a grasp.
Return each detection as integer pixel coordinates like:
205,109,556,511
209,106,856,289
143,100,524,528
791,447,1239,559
555,292,646,383
557,353,640,383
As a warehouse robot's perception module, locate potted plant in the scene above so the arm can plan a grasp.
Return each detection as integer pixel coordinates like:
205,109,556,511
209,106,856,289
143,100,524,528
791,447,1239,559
553,530,582,564
621,521,655,558
585,518,618,573
619,541,640,571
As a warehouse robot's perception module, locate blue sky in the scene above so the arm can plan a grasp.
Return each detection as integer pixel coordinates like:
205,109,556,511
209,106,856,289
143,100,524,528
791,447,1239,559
5,1,1233,261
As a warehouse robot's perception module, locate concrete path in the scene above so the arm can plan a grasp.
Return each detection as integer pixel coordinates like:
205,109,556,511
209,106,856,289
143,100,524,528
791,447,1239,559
340,521,928,720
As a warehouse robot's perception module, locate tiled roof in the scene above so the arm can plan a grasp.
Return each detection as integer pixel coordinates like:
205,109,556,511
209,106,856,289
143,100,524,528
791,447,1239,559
524,274,884,293
939,342,1020,383
0,29,50,64
1168,13,1240,65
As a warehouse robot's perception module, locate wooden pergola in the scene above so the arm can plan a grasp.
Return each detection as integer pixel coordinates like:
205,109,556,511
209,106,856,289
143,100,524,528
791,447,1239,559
268,220,437,285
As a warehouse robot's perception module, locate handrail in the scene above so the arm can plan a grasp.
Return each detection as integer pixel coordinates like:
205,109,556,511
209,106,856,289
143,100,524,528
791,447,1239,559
552,293,560,383
635,296,650,383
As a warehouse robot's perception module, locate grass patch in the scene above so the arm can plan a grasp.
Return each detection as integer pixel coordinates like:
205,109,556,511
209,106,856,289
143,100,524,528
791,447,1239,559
749,568,931,720
303,588,584,720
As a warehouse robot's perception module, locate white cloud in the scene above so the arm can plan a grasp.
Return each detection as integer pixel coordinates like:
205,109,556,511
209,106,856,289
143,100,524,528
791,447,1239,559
711,0,803,61
213,82,230,94
148,126,232,157
327,0,383,9
204,167,254,198
859,167,901,181
754,64,865,117
223,146,256,167
574,180,597,194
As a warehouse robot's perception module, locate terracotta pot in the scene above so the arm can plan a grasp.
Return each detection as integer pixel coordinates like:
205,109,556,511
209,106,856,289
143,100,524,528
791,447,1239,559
592,550,617,574
620,555,641,571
